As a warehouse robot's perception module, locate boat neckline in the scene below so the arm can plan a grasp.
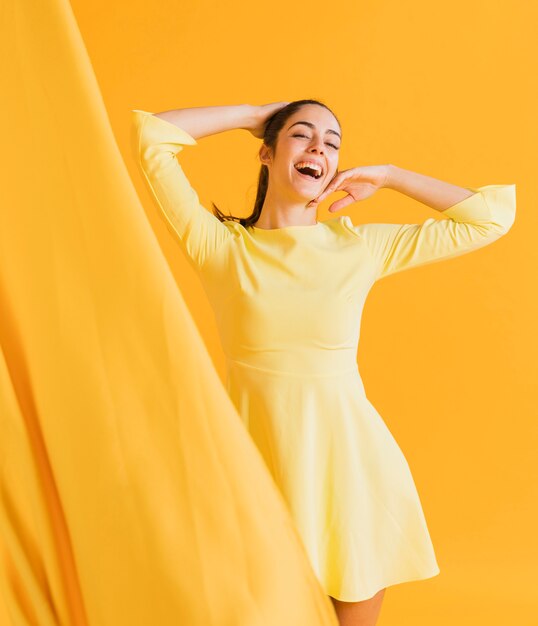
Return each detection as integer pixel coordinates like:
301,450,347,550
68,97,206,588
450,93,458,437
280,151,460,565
249,221,325,232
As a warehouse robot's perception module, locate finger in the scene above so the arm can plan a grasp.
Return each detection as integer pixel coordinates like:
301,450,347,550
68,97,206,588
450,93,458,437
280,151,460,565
328,194,355,213
315,173,345,204
308,170,346,206
316,181,339,203
313,188,330,205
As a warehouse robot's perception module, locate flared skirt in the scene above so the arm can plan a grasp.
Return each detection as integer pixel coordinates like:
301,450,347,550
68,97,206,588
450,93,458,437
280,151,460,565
225,358,440,602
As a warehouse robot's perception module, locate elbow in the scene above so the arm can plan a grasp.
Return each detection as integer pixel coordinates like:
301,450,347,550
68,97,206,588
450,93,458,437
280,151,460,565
486,183,517,236
492,205,516,237
498,216,516,237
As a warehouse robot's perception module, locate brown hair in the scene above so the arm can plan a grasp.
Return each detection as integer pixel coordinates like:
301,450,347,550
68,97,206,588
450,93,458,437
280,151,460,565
211,99,341,228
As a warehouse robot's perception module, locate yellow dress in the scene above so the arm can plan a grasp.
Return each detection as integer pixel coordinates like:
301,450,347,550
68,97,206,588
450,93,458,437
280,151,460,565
132,109,516,601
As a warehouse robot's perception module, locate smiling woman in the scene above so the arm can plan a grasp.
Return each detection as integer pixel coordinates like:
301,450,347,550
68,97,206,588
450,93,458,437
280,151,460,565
213,99,343,228
132,103,515,626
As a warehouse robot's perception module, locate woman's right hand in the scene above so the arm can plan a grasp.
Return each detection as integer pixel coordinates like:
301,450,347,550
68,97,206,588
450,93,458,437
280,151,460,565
245,102,290,139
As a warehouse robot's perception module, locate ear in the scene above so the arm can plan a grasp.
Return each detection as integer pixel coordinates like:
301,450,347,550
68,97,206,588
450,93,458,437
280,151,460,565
259,143,272,167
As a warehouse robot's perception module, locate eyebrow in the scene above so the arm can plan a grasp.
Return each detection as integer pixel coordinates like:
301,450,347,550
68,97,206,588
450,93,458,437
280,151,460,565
287,121,342,140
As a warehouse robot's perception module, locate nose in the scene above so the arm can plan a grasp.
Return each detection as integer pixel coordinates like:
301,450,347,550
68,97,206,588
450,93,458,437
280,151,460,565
308,143,325,155
307,136,325,155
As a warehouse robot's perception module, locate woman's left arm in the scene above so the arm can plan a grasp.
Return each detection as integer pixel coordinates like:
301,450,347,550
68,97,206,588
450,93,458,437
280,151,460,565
383,165,477,211
361,182,516,281
312,165,517,281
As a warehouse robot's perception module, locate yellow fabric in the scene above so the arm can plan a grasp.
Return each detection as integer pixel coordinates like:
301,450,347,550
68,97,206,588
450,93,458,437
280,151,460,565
132,109,516,601
0,2,341,624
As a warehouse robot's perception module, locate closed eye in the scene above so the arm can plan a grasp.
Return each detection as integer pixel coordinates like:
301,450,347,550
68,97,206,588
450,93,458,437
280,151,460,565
292,133,340,150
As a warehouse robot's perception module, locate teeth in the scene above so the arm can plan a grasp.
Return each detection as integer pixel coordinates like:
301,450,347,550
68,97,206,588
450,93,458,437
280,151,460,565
294,161,323,178
295,161,322,173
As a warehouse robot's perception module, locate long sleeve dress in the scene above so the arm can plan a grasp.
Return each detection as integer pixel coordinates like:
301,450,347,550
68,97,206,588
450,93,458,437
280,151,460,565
131,108,516,602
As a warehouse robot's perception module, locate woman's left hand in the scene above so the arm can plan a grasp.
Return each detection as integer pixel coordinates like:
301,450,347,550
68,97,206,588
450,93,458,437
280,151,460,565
307,164,392,212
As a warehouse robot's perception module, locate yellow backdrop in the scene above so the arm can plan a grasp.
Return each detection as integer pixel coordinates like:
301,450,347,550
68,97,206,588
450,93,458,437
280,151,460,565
2,0,536,624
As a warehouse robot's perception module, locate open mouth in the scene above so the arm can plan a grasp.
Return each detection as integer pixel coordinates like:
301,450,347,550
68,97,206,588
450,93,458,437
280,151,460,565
294,162,323,180
294,169,321,182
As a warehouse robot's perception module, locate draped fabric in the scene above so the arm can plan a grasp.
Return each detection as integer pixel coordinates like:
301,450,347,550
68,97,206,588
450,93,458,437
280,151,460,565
0,1,340,624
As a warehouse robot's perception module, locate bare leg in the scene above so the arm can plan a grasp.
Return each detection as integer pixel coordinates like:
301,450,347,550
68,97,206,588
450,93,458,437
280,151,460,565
329,588,386,626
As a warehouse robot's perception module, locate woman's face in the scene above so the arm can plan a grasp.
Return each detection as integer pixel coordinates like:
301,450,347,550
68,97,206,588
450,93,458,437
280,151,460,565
260,104,341,203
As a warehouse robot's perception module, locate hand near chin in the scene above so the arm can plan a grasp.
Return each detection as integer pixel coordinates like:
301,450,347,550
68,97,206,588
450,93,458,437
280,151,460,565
307,165,391,212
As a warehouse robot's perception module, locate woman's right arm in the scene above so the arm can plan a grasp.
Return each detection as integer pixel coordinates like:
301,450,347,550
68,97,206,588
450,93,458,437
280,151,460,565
131,105,254,272
151,103,256,139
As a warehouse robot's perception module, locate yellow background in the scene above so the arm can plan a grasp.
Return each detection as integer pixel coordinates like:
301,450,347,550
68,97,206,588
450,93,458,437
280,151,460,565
72,0,536,622
2,0,535,623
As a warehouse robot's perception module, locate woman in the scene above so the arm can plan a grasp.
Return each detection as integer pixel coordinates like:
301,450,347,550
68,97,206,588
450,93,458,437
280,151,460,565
131,100,516,626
